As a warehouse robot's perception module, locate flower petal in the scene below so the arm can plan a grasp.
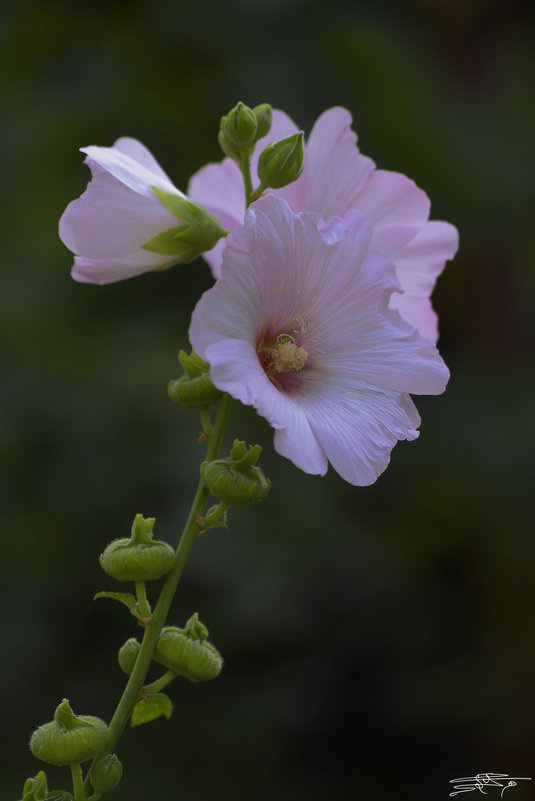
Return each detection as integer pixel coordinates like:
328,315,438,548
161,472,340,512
201,339,328,475
296,371,421,485
389,220,459,342
59,165,179,259
81,142,181,199
112,137,176,184
303,106,375,217
71,251,173,284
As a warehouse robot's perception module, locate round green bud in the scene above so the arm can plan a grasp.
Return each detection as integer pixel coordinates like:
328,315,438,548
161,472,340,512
201,440,271,506
154,614,222,683
257,131,304,189
118,637,141,675
222,101,257,148
89,753,123,794
19,770,48,801
100,514,175,582
168,350,222,409
253,103,272,140
30,699,109,767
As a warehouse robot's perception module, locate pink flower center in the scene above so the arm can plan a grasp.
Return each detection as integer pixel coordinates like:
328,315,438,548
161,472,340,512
258,334,308,381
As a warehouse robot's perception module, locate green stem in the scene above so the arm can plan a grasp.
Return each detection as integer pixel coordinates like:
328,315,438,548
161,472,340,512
135,581,151,619
199,406,212,438
70,762,85,801
96,394,232,759
239,154,254,208
141,668,177,695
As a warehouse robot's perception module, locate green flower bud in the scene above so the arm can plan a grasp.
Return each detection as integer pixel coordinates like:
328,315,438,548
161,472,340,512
30,699,109,767
168,350,222,409
18,770,47,801
100,514,174,582
118,637,141,675
222,101,257,149
252,103,272,140
89,753,123,794
201,440,271,505
154,613,222,683
257,131,304,189
142,188,227,261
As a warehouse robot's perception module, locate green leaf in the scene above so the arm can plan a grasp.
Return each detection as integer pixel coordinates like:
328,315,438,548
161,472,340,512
94,591,138,615
131,693,173,727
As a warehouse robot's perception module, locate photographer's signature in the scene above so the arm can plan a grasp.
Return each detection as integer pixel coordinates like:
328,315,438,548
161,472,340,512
450,773,531,798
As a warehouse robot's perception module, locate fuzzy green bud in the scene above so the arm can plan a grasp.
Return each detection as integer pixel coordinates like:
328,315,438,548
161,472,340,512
222,101,257,148
168,350,222,409
201,440,271,505
100,514,174,582
30,699,109,767
89,753,123,794
252,103,272,140
142,188,227,261
118,637,141,675
18,770,48,801
154,613,222,682
257,131,304,189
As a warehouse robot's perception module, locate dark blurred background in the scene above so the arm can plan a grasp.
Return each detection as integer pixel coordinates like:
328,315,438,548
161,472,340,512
2,0,535,799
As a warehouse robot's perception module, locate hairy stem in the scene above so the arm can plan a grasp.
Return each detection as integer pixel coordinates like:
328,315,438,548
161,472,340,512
84,394,232,793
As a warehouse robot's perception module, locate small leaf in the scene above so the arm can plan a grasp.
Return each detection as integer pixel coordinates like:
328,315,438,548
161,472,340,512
131,693,173,727
94,591,138,616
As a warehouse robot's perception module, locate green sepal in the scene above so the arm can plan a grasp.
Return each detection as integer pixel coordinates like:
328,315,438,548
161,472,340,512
149,187,200,224
19,770,48,801
94,591,142,618
131,693,173,727
141,226,194,255
143,187,228,260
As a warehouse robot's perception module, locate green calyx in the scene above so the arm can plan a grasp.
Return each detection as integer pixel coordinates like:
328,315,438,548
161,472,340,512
154,613,222,683
201,439,271,506
89,753,123,794
29,699,109,767
118,637,141,675
257,131,304,189
18,770,48,801
142,188,227,260
100,514,175,582
168,350,222,409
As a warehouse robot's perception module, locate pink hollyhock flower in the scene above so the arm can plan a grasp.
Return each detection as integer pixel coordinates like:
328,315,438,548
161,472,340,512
60,138,224,285
188,107,458,344
190,197,449,486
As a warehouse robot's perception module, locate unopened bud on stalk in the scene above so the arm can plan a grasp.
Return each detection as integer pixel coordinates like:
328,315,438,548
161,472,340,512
89,753,123,794
18,770,48,801
252,103,273,140
168,349,222,409
29,699,109,767
100,514,174,582
154,613,222,683
201,440,271,505
118,637,141,675
257,131,304,189
222,101,258,149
